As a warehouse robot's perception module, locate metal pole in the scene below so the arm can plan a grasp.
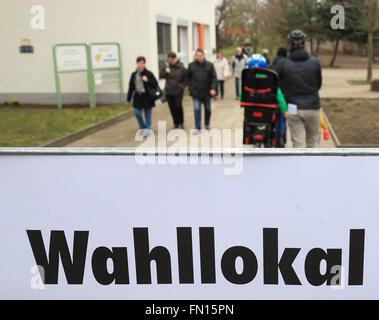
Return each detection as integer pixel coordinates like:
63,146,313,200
86,45,97,109
52,45,62,109
1,148,379,157
117,43,126,103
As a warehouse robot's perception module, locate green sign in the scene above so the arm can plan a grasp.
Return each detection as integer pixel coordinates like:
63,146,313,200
89,42,125,106
53,42,124,109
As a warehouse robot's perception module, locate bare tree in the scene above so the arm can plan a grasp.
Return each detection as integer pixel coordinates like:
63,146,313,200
215,0,232,49
367,0,378,81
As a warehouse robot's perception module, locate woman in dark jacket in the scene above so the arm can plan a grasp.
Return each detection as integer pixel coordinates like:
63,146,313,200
159,52,187,129
127,56,158,136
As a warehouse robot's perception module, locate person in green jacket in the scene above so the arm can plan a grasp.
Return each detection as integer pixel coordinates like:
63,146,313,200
276,87,288,118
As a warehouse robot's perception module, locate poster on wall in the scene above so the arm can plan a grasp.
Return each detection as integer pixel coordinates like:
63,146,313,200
90,44,120,69
55,45,87,72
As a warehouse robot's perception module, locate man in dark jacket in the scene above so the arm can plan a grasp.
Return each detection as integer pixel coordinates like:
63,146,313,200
187,48,217,133
275,30,322,148
160,52,187,129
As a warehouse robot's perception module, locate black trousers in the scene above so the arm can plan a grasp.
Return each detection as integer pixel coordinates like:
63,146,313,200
216,80,225,98
166,93,184,126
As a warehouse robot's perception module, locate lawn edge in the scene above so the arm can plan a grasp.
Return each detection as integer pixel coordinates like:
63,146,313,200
40,108,134,147
322,110,342,148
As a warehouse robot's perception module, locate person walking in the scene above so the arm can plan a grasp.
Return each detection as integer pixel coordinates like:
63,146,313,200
159,52,187,129
275,30,323,148
232,47,249,100
213,50,229,100
272,47,288,67
262,49,271,65
187,48,217,133
127,56,159,137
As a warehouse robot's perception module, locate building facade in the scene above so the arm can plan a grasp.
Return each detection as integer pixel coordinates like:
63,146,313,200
0,0,216,104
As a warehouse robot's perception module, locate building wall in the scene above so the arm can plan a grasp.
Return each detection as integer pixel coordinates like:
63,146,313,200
147,0,216,74
0,0,215,104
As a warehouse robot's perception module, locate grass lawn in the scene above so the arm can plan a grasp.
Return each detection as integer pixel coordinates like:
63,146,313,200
0,104,132,147
220,45,239,60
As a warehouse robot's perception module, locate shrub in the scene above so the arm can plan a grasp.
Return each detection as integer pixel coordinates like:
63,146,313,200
11,98,20,106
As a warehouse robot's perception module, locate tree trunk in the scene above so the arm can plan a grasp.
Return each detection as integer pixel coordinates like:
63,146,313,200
315,39,321,57
367,0,376,82
253,39,258,53
330,38,340,67
368,31,373,81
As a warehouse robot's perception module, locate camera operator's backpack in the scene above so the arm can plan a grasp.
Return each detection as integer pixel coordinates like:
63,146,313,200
241,67,281,148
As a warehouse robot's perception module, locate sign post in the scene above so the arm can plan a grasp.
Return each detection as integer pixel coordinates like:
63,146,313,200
53,43,96,109
89,42,125,106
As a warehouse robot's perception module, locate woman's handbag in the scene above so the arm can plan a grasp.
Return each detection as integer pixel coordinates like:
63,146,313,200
147,84,163,102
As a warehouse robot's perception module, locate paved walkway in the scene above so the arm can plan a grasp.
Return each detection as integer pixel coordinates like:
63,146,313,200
67,75,348,149
68,84,246,148
321,68,379,99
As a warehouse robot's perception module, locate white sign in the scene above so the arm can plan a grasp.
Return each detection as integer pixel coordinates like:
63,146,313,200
288,103,298,115
55,45,87,72
94,73,103,86
91,44,120,69
0,154,378,300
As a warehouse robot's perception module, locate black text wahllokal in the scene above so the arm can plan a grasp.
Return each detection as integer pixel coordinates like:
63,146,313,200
26,228,365,287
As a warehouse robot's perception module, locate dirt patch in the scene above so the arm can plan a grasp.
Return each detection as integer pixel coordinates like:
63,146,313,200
322,98,379,147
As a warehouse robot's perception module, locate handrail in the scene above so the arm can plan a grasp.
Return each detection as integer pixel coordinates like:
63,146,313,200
1,148,379,157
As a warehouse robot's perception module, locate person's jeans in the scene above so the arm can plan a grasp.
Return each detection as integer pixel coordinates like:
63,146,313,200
134,107,152,130
216,80,225,98
193,98,211,131
166,93,184,127
235,78,240,98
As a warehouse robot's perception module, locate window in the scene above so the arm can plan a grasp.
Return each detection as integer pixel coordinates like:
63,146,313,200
177,26,188,67
157,22,171,71
193,23,199,53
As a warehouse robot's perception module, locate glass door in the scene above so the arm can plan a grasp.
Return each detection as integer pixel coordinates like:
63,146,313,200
157,22,171,71
177,26,188,67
